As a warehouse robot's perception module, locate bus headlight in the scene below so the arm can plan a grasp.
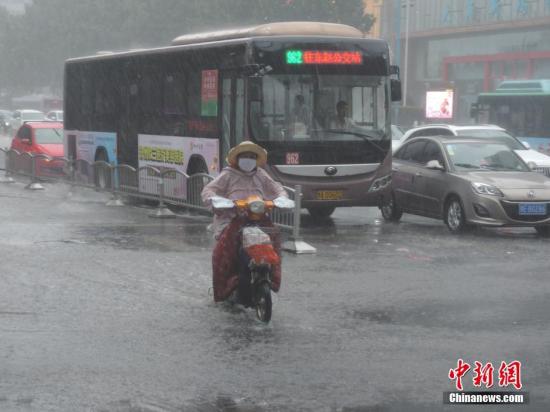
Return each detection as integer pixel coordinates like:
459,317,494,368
368,174,392,192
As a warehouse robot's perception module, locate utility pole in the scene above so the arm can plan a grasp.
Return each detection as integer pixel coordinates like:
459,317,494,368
403,1,412,107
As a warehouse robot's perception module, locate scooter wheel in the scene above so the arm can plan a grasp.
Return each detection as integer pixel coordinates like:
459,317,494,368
255,283,272,323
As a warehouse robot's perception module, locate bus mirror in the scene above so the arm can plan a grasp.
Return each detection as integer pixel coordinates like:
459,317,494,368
390,65,400,78
244,64,273,77
391,79,402,102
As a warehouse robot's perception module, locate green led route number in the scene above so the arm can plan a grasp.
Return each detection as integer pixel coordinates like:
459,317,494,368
286,50,303,64
286,49,363,65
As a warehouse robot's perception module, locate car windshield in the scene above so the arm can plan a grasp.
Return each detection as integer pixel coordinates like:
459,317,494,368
249,74,389,143
455,129,525,150
35,128,63,144
22,112,45,121
445,142,529,172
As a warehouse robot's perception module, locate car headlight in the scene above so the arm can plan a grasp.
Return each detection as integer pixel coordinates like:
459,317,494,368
368,174,392,193
471,182,503,197
249,200,265,214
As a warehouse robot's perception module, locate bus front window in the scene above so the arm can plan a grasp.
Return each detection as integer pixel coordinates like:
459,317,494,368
249,74,388,143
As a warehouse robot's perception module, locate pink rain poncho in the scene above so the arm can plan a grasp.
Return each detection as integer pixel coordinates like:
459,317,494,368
201,166,288,302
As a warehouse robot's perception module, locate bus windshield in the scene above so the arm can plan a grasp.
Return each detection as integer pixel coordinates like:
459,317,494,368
249,74,388,143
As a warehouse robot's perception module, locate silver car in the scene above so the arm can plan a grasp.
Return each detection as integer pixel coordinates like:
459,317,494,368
381,136,550,236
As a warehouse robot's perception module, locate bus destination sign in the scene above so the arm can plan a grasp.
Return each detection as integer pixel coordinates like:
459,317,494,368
286,50,362,65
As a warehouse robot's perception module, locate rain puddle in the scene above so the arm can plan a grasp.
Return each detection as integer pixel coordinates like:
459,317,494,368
98,396,268,412
76,224,213,252
346,297,550,331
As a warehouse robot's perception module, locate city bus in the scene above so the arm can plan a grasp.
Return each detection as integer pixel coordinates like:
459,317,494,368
473,79,550,156
64,22,401,218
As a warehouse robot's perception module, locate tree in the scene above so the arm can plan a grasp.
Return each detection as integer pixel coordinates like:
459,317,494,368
0,0,375,96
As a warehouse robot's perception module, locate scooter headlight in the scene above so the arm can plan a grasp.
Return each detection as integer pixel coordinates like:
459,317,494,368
249,200,265,214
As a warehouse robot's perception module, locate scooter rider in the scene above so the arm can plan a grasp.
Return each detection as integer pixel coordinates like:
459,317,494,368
201,141,288,304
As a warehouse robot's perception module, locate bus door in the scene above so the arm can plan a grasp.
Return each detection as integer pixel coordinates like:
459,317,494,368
221,73,245,162
118,60,140,165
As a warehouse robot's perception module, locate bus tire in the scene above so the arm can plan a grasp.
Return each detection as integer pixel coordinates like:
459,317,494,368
94,148,111,190
186,156,209,202
380,192,403,222
307,206,336,220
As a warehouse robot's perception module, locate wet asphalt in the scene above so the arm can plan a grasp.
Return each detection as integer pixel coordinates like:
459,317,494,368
0,180,549,412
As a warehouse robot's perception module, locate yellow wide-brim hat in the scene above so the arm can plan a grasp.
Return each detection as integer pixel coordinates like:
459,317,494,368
226,141,268,167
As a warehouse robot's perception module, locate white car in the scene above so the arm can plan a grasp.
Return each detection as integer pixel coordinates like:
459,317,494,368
46,110,63,122
10,109,45,132
391,124,404,151
394,124,550,176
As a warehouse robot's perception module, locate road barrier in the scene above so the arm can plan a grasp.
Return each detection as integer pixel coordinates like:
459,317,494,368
0,148,316,254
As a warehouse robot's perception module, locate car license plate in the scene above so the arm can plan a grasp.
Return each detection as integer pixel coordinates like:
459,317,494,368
518,203,547,215
316,190,343,201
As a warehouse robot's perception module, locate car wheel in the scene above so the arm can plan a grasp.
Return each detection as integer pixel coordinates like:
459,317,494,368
307,206,336,220
535,226,550,237
380,192,403,222
444,197,469,233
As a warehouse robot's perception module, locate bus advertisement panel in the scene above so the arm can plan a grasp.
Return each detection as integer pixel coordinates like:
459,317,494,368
138,134,219,199
64,130,117,166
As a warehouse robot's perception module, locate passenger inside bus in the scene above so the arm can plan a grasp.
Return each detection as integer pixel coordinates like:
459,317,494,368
290,94,310,137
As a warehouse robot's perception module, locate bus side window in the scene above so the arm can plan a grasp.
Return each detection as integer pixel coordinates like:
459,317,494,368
163,72,187,135
235,78,245,144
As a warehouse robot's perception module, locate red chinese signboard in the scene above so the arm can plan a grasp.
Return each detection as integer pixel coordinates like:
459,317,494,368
201,70,218,117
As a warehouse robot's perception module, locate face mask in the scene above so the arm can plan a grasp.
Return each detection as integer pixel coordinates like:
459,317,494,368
238,157,257,172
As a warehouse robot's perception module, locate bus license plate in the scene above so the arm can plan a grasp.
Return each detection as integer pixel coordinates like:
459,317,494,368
519,203,547,215
316,190,343,201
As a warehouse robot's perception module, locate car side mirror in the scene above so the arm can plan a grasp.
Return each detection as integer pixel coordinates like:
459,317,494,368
391,79,402,102
426,160,445,171
522,141,531,150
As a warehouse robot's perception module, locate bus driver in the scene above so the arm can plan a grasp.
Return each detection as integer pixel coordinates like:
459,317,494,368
329,100,356,131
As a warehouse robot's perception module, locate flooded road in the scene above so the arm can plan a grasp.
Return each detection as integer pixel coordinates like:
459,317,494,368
0,182,549,411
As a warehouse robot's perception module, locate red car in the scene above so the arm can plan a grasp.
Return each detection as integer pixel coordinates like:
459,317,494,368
10,121,65,177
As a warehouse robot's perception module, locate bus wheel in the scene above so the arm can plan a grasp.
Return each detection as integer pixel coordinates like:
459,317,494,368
94,149,111,190
380,192,403,222
307,206,336,220
186,157,209,203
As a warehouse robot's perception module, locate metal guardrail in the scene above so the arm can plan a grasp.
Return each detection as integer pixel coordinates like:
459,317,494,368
0,148,315,253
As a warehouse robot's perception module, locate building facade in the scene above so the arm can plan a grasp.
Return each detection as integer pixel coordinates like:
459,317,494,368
379,0,550,125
